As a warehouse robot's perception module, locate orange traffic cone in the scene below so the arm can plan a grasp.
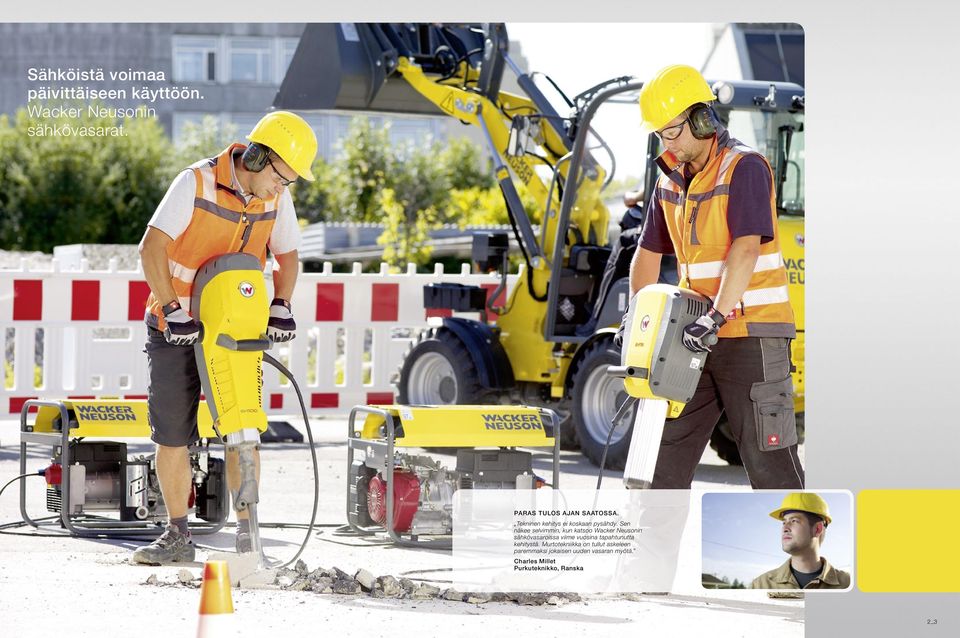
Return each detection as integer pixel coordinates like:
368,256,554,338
196,560,235,637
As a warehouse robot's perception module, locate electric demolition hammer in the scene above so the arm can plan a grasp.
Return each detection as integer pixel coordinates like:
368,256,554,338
606,284,716,488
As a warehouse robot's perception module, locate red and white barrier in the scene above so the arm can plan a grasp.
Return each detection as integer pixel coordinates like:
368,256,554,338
0,256,515,418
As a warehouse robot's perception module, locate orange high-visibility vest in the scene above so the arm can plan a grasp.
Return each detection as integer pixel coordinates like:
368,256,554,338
145,144,279,330
656,130,795,338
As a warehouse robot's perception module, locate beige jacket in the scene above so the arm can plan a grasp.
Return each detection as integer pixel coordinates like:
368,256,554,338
751,557,851,590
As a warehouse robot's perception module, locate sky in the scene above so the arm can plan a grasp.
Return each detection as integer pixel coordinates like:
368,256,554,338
701,491,854,587
505,23,718,184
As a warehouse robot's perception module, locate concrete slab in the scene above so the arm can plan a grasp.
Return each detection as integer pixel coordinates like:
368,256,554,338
206,550,270,587
0,416,805,637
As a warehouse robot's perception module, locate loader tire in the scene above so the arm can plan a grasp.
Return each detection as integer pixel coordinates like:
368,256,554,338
555,408,581,451
570,337,636,470
397,328,487,405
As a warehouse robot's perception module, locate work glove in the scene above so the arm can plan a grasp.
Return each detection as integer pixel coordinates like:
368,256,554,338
614,310,628,349
266,298,296,342
682,308,726,353
162,302,200,346
614,291,640,350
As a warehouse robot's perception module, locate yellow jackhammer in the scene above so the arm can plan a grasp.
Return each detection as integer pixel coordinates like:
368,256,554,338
605,284,716,488
191,253,275,567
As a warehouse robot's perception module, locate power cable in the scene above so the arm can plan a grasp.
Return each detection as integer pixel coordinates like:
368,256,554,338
262,352,319,570
0,471,44,499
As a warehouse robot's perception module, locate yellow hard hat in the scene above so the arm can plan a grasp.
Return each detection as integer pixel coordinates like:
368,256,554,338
247,111,318,181
638,64,716,133
769,492,832,526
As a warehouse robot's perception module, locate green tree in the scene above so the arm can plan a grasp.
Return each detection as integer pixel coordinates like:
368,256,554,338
289,156,334,224
443,187,508,226
328,117,394,222
375,142,449,270
0,114,22,247
162,115,238,181
0,104,522,263
320,118,495,225
376,188,436,269
441,183,540,227
437,136,494,190
97,116,173,244
0,104,173,251
392,140,450,220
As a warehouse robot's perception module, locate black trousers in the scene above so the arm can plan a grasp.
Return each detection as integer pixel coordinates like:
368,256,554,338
651,336,805,489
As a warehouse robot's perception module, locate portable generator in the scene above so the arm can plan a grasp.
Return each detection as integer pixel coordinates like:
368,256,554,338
42,440,226,524
608,284,715,488
17,253,290,554
19,399,228,536
346,405,560,547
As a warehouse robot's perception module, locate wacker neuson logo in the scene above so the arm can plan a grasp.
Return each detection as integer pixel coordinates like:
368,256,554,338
482,413,543,430
74,405,136,421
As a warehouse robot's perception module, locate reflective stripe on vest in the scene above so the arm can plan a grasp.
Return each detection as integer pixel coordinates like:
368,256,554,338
145,143,279,329
658,130,795,338
679,252,785,283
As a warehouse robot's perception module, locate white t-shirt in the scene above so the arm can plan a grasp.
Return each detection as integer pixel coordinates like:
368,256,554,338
148,162,302,256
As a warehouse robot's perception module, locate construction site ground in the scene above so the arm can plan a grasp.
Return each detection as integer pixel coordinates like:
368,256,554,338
0,417,804,637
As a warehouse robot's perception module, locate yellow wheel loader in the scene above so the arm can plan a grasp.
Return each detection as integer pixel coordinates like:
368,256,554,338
275,23,804,469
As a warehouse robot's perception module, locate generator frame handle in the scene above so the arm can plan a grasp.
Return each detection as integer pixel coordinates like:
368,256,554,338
18,399,226,538
345,405,389,538
19,400,71,532
347,405,452,549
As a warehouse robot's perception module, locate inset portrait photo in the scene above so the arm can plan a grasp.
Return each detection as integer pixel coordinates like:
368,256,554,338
701,491,853,591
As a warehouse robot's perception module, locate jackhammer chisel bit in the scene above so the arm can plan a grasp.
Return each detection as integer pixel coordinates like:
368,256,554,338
227,430,264,568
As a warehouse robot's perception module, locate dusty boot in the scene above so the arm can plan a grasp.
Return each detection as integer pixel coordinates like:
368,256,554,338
132,524,195,565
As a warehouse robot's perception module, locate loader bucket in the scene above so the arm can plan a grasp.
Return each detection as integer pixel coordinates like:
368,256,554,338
274,23,495,115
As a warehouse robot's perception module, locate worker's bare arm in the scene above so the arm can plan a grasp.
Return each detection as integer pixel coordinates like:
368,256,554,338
272,250,299,302
629,247,663,296
138,226,178,306
713,235,761,316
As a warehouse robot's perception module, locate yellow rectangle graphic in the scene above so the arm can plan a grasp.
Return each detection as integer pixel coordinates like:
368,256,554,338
857,489,960,592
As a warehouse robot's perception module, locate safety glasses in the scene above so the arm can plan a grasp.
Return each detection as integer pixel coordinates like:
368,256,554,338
655,119,688,141
266,155,297,187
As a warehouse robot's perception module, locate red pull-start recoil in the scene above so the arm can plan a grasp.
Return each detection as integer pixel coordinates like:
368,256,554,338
367,471,420,532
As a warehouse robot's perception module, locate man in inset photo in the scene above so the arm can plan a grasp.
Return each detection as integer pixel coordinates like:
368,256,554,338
751,493,851,590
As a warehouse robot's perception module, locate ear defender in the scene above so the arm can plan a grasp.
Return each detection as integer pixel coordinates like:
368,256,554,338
688,104,717,140
241,142,270,173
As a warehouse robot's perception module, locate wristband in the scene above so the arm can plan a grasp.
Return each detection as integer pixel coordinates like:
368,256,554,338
271,298,292,310
162,300,182,317
706,307,727,327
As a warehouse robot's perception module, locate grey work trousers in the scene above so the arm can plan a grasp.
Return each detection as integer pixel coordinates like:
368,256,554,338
651,336,805,489
145,327,202,447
